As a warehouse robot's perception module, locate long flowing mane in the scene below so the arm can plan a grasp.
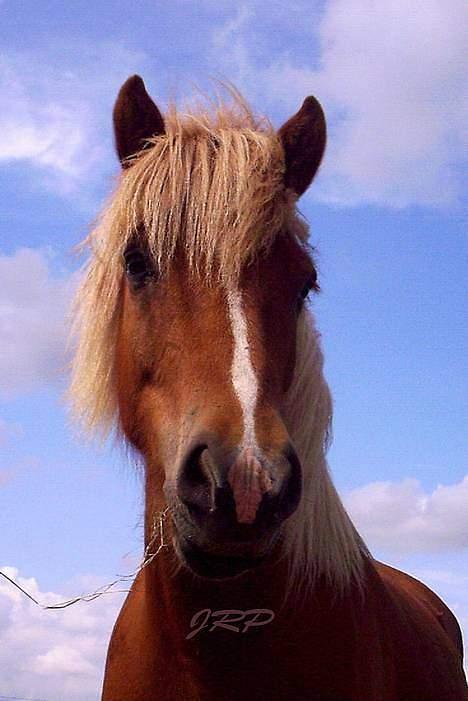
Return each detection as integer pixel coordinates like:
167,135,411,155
70,89,369,593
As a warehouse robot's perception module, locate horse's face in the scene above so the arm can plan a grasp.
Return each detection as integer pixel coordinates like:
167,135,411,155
116,234,317,577
113,76,326,579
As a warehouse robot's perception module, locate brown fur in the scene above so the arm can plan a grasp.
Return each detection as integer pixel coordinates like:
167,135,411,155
101,556,467,700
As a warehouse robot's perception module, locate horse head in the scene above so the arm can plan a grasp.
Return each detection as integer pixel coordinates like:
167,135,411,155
73,76,333,581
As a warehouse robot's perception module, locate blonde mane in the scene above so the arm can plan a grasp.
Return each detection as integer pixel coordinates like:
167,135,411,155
283,312,369,594
70,90,368,593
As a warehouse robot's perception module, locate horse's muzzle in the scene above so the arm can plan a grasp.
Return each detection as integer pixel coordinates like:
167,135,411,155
166,439,302,578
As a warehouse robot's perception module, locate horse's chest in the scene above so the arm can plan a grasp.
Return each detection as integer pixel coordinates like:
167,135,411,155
177,625,375,701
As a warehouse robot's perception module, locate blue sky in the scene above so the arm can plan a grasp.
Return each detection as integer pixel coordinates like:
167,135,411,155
0,1,467,698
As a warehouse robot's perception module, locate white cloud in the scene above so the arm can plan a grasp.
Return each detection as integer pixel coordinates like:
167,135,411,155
211,6,254,85
345,475,468,553
0,566,123,701
312,0,467,206
0,75,94,182
0,248,77,397
211,1,467,207
0,44,144,195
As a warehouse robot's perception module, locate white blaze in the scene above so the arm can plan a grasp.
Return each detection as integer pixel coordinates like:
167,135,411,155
226,288,258,448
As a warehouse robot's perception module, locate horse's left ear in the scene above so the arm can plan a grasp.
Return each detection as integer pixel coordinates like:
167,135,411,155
278,96,326,197
113,75,165,168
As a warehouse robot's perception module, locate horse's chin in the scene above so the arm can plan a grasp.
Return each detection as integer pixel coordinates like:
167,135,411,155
173,530,278,580
178,540,267,579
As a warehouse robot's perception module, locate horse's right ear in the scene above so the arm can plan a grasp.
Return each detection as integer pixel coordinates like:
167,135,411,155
113,75,165,168
278,96,326,197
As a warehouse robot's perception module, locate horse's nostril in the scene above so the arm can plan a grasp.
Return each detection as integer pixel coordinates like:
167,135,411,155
177,444,213,516
277,444,302,520
184,445,209,488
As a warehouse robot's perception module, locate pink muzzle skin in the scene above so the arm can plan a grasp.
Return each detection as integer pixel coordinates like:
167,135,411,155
227,447,273,524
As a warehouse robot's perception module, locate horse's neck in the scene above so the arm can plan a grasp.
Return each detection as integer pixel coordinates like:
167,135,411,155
144,543,291,639
136,553,386,701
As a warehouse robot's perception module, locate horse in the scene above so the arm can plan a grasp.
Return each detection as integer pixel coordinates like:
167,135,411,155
70,75,467,701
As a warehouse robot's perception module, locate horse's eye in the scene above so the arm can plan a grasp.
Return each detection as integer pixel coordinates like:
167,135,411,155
123,246,153,288
299,282,311,300
297,271,318,310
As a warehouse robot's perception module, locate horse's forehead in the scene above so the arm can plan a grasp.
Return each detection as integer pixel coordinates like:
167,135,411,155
155,230,313,290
